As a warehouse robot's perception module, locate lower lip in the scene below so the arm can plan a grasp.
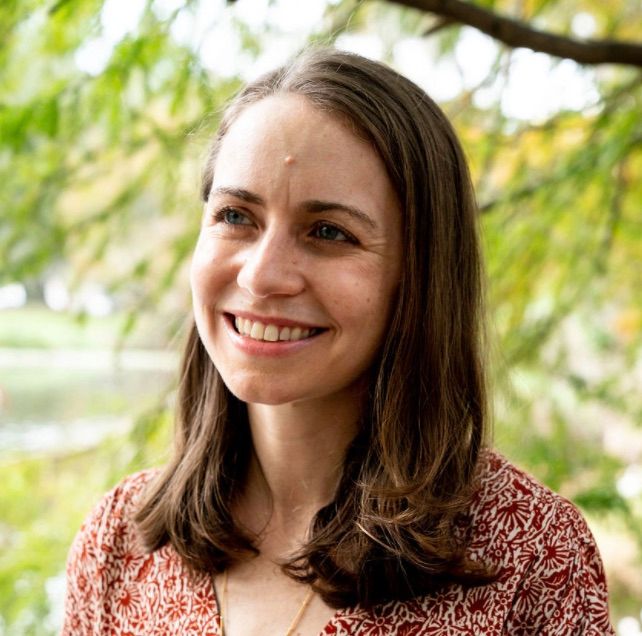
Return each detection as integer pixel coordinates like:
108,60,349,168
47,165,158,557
222,315,325,357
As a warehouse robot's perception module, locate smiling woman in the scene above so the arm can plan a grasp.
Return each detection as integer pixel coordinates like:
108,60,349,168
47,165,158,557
62,48,615,635
191,93,401,408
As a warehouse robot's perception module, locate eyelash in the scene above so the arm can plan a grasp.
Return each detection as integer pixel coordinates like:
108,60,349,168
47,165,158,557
212,206,252,226
211,207,359,245
310,221,358,244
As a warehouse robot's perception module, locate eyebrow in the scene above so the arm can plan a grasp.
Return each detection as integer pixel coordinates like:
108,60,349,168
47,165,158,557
211,186,378,230
303,200,377,230
211,186,263,205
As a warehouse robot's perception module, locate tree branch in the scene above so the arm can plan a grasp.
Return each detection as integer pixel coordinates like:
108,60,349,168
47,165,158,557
389,0,642,67
423,17,455,38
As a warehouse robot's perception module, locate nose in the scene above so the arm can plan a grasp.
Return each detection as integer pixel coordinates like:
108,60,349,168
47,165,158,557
236,230,305,298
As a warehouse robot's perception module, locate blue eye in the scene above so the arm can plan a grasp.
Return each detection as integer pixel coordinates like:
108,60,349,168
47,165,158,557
313,223,355,243
222,208,251,225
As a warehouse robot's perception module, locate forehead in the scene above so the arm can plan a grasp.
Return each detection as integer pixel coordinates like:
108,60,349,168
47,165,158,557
212,95,387,188
222,93,357,147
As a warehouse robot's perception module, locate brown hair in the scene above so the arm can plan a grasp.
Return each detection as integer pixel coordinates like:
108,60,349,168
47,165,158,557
136,48,494,608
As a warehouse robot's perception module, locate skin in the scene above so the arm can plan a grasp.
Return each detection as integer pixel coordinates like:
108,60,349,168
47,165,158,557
190,94,402,634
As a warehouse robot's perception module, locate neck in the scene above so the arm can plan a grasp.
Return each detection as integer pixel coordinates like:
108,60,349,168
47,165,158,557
238,391,362,550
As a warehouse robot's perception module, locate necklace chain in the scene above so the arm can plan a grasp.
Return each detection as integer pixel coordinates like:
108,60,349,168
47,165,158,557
217,569,315,636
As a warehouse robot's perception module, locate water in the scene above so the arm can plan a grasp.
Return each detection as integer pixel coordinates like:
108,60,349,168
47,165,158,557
0,348,177,456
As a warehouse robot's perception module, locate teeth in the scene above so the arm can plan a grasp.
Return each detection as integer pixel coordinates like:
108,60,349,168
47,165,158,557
250,322,265,340
263,325,279,342
233,317,317,342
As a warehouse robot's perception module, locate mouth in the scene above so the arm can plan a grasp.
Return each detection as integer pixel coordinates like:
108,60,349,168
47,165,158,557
226,313,325,343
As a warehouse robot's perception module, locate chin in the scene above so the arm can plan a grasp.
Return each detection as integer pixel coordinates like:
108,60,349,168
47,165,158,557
221,375,306,406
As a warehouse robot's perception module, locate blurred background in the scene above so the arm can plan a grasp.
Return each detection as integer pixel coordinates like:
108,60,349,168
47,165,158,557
1,0,641,633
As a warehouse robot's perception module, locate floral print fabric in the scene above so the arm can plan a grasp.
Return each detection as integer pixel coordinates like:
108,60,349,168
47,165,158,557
62,451,614,635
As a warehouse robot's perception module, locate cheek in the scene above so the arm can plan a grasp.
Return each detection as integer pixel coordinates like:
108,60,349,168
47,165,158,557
189,251,211,302
190,238,233,302
364,277,399,337
331,264,397,329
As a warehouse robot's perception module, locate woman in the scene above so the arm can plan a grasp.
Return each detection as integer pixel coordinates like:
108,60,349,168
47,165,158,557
63,48,614,635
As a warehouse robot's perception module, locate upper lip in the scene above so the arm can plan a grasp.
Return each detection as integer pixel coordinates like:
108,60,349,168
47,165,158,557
225,310,325,329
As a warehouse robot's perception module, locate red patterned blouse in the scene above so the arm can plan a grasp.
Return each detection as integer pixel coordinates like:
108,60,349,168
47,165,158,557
62,451,615,635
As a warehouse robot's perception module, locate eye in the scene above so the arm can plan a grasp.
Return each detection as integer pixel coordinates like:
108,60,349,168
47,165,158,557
311,222,357,244
217,207,252,225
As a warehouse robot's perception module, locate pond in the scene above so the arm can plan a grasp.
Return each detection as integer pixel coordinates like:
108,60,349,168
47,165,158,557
0,348,177,457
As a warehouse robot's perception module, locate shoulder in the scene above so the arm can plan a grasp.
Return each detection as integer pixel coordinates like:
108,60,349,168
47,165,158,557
471,449,594,544
467,449,613,633
62,469,163,633
64,470,160,598
62,469,219,634
92,468,159,517
73,468,159,557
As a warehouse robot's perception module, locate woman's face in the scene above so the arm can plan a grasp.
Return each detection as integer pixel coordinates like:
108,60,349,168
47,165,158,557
191,94,402,407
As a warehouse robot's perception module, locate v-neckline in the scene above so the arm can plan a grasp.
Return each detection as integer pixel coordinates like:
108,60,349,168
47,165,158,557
207,573,365,635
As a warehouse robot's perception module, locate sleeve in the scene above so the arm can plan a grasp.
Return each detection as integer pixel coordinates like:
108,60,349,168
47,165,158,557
60,473,149,635
504,497,615,635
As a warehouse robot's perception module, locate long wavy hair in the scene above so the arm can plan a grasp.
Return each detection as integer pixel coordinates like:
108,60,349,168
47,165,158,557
136,48,495,608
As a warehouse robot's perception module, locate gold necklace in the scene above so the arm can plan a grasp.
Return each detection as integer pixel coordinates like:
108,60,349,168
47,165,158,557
216,569,316,636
